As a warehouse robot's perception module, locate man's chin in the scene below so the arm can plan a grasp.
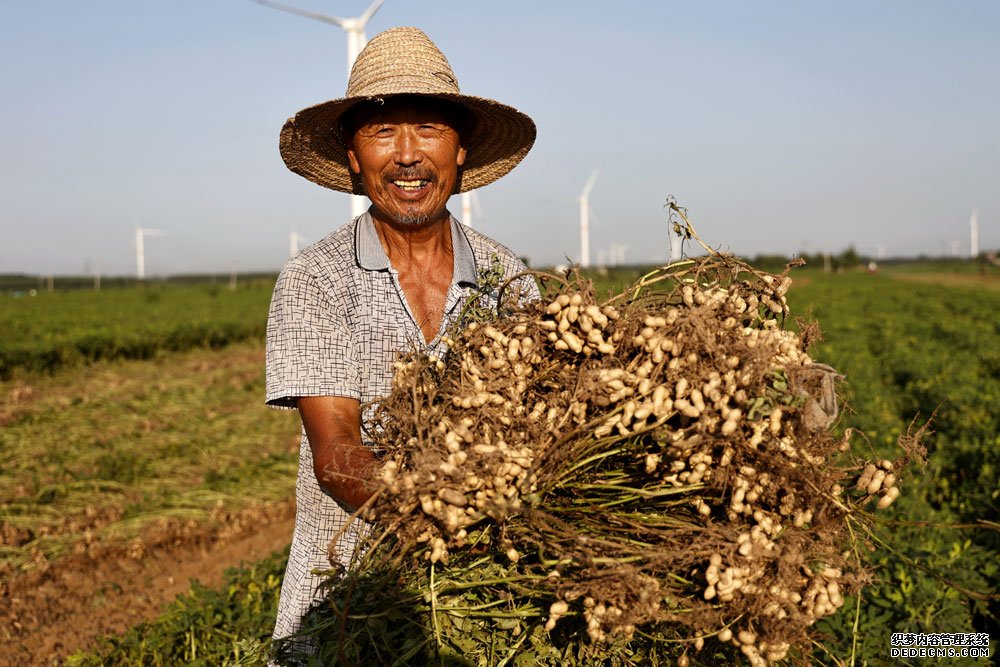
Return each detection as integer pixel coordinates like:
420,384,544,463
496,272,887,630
395,213,431,227
370,199,451,228
376,205,441,228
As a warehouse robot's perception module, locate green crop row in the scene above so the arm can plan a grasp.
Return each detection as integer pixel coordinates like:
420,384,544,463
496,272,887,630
788,271,999,524
0,282,275,379
787,270,998,664
66,548,288,667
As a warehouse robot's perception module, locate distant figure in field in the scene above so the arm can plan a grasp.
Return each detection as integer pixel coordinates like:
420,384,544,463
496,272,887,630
264,26,538,658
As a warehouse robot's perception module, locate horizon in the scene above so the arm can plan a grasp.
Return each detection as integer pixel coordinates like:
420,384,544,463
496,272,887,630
3,249,994,282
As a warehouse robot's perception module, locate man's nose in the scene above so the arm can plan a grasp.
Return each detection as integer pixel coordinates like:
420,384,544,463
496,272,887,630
393,127,422,166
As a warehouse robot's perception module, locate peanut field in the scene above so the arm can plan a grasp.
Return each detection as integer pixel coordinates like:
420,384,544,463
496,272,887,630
1,263,995,665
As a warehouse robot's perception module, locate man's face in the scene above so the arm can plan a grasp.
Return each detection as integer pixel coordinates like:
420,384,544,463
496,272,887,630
347,98,467,228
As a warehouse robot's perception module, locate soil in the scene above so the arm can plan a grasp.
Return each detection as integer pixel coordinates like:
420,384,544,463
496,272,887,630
0,500,295,667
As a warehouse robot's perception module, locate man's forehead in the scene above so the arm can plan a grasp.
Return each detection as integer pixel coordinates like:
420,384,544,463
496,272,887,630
346,96,466,127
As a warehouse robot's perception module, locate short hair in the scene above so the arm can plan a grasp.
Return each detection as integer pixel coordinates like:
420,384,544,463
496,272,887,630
338,95,475,146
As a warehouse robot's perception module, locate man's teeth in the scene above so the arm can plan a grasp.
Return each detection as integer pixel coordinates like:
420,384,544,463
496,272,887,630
393,179,428,190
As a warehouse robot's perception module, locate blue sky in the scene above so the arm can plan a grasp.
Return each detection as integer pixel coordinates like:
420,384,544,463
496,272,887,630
1,0,997,276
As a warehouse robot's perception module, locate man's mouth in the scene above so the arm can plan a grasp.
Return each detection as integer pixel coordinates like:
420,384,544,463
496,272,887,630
391,179,430,192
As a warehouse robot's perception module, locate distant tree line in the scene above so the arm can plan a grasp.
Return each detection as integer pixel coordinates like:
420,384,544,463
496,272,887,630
752,246,998,274
0,272,280,294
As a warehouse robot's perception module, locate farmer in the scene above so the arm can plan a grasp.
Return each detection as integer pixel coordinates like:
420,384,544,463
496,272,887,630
264,26,539,652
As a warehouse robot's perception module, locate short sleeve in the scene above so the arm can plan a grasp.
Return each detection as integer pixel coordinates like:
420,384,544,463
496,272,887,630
265,259,362,409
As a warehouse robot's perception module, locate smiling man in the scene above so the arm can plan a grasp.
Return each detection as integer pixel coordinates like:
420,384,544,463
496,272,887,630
264,27,538,655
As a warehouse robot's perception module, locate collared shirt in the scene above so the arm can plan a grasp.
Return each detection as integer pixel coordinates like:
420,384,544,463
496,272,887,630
265,212,539,642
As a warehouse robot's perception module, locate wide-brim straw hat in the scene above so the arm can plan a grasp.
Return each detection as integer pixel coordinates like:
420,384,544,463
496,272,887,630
279,26,536,195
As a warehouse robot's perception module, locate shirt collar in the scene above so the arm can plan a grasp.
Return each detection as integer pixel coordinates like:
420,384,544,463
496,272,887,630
355,211,479,287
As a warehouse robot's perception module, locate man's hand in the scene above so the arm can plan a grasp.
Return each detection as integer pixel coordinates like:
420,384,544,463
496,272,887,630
297,396,379,512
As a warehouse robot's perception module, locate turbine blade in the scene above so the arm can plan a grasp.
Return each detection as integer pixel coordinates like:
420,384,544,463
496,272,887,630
358,0,384,26
581,169,599,198
251,0,346,27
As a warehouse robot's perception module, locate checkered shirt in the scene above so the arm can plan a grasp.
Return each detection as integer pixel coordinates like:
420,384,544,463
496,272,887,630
265,211,539,644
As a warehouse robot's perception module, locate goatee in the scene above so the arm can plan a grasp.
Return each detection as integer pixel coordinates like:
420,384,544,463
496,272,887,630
394,212,431,227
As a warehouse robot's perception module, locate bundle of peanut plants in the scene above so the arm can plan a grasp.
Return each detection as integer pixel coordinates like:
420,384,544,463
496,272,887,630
280,211,918,667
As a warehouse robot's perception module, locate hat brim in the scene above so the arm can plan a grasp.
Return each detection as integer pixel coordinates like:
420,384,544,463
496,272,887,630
279,93,536,195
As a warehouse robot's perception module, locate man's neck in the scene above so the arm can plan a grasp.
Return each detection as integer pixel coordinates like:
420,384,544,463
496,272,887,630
372,211,454,268
370,209,456,344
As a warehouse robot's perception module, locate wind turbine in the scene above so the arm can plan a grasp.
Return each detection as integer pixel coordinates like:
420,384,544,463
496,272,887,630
610,242,628,266
135,227,164,279
252,0,383,77
970,208,979,258
667,230,683,263
460,191,483,228
578,170,598,268
252,0,384,219
290,230,309,256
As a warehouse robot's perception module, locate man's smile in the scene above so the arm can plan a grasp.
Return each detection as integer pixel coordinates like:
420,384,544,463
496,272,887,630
391,178,431,192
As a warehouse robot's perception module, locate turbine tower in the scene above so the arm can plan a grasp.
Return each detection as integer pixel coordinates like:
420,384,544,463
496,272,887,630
667,230,683,263
135,227,164,279
252,0,384,219
579,170,598,268
970,208,979,258
290,230,309,256
460,191,483,228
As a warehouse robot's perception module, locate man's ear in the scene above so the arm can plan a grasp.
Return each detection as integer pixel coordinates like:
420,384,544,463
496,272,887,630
347,147,362,175
456,145,467,167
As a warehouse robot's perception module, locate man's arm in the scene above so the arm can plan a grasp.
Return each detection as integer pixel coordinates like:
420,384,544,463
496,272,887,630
297,396,379,512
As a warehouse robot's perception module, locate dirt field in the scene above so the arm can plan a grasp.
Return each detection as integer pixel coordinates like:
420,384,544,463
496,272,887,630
1,502,294,665
0,343,301,665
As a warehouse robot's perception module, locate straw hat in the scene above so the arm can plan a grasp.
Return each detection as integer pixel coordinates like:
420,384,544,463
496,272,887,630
279,27,536,195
